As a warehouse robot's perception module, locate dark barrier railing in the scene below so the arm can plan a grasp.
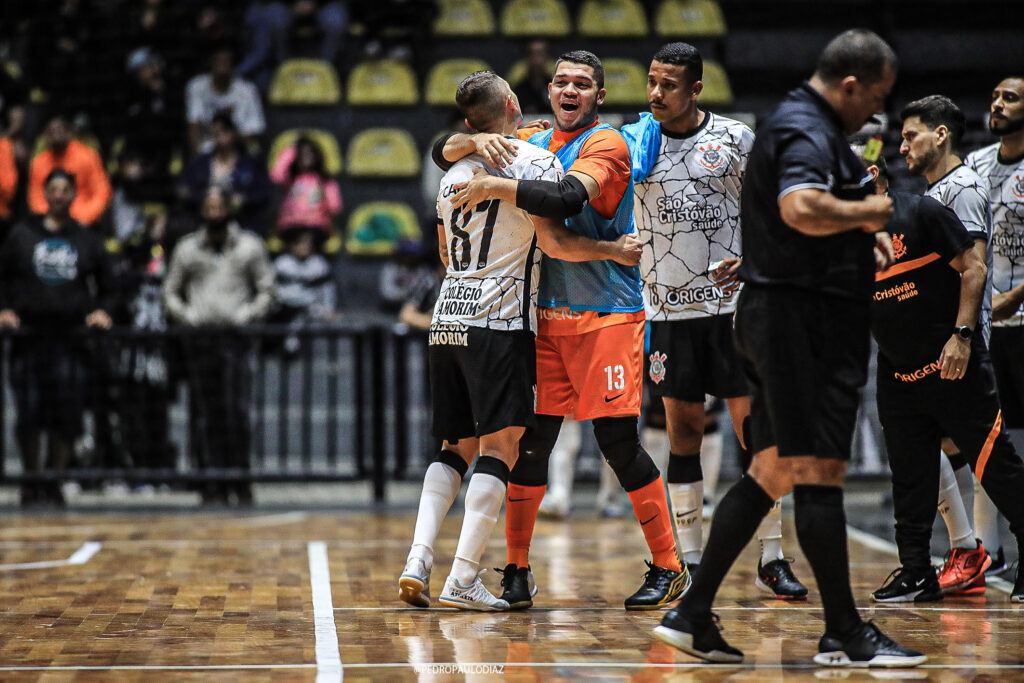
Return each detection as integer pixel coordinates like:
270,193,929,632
0,324,432,503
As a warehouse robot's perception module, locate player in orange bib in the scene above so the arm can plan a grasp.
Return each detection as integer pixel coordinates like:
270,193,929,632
435,50,688,611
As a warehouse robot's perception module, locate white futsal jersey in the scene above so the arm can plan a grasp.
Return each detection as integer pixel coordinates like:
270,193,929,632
433,139,563,335
634,112,754,321
966,143,1024,327
926,163,993,342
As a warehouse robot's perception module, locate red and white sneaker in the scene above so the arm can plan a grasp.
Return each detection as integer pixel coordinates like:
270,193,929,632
937,540,992,595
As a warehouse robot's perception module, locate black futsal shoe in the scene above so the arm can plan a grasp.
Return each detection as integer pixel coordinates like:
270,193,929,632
1011,562,1023,603
653,609,743,663
624,560,690,610
497,563,536,610
870,566,943,603
755,558,809,600
814,621,927,667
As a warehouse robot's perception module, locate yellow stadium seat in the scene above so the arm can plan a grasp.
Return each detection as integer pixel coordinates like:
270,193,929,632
426,58,492,106
506,59,557,88
655,0,726,38
347,59,419,106
346,202,421,256
500,0,571,38
600,59,649,107
347,128,420,178
699,60,734,107
268,129,343,176
578,0,648,37
434,0,496,36
268,59,342,106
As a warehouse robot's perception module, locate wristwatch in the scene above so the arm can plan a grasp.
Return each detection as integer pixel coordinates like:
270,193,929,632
955,325,973,340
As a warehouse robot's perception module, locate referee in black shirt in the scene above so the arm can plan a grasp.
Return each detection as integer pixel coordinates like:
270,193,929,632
655,30,926,668
865,157,1024,605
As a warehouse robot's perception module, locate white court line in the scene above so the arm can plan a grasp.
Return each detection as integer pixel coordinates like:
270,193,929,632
337,605,1024,612
0,665,316,671
308,541,342,683
0,541,101,571
846,525,1013,595
0,512,311,537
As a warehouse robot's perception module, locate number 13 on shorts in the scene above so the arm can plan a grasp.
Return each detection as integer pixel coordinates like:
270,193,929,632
604,364,625,391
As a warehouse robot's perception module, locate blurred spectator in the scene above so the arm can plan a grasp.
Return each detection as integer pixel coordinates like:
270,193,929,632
379,239,436,313
182,113,270,234
352,0,436,61
511,40,552,115
270,135,341,243
0,169,115,507
239,1,348,91
121,0,193,91
163,187,274,505
26,0,97,121
111,47,185,241
116,210,176,473
0,133,15,241
271,229,337,346
186,46,265,155
0,62,29,164
28,114,112,228
398,249,443,330
421,110,470,210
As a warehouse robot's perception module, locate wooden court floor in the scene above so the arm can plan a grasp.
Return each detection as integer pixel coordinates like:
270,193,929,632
0,508,1022,681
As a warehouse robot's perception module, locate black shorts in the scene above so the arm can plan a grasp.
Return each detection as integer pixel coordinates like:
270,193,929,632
9,337,88,439
877,346,1003,472
733,286,869,460
989,326,1024,429
429,326,537,441
647,315,748,402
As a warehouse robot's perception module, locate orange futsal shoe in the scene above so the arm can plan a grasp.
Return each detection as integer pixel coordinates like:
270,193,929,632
937,540,992,595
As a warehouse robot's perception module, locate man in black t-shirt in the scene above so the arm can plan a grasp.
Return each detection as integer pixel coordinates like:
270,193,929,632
654,30,927,668
865,158,1024,605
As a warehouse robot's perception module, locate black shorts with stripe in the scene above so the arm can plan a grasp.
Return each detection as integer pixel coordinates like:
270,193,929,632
429,326,536,442
647,314,748,402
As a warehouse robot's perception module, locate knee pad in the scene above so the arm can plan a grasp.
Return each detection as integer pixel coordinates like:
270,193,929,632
510,414,563,486
593,416,659,492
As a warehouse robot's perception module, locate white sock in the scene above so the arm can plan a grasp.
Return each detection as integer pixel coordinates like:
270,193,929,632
596,459,619,508
642,425,670,476
758,498,784,564
409,461,463,567
938,453,975,549
546,418,579,503
450,472,507,586
668,480,703,564
974,479,1002,553
953,460,975,530
700,430,723,500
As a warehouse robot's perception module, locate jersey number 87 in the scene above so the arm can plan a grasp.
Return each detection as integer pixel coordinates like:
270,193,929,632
450,200,500,272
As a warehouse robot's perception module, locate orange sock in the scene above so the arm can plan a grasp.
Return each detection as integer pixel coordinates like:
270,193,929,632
505,483,545,567
627,477,682,571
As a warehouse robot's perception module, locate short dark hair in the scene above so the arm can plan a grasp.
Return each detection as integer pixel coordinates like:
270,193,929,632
652,42,703,82
455,70,508,132
44,168,76,188
815,29,897,85
900,95,966,149
554,50,604,89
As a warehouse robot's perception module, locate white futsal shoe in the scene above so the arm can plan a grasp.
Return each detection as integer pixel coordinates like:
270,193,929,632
439,571,510,611
399,557,431,607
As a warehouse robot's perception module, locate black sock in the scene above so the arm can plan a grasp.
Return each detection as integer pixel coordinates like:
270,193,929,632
793,485,861,637
667,452,701,484
676,474,774,618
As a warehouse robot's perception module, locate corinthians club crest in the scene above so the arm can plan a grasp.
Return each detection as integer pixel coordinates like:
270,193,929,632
699,144,724,170
649,351,667,384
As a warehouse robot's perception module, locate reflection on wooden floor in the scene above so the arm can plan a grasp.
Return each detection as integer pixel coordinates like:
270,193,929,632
0,509,1021,680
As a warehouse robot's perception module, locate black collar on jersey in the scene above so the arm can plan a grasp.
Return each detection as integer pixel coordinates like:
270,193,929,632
997,146,1024,166
927,162,964,191
659,110,711,140
795,82,845,133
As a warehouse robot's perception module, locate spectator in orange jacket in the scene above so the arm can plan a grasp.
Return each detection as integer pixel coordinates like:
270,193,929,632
28,114,112,227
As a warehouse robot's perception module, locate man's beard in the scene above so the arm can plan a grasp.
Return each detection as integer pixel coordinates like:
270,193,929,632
991,115,1024,137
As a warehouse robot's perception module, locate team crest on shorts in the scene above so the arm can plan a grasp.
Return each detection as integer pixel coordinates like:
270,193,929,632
1013,174,1024,200
649,351,667,384
699,144,724,170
